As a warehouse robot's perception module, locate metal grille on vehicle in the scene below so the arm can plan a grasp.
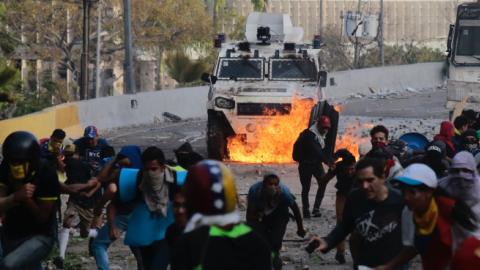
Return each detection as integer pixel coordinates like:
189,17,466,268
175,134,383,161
237,103,292,115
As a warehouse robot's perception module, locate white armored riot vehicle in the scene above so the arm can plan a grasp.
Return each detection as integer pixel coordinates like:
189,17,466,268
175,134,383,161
446,1,480,112
202,12,336,160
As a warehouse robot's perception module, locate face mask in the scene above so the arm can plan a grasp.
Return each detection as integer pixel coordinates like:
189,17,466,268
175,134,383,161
372,141,386,148
144,169,164,183
9,162,29,180
319,128,328,136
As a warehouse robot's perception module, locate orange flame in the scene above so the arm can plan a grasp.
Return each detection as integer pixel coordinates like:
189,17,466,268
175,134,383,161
227,98,315,163
227,100,372,163
334,104,343,113
335,121,371,160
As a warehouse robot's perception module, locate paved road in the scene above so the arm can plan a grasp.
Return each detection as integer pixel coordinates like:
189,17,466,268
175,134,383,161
66,89,442,269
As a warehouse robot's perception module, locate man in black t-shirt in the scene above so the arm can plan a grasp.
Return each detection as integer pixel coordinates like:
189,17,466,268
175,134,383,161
310,157,406,268
74,126,111,174
54,143,101,268
0,131,60,269
321,149,356,264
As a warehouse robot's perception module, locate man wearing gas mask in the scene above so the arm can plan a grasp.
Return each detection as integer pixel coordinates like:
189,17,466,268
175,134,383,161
0,131,60,269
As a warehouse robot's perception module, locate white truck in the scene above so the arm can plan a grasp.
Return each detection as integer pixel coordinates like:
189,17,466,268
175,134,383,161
446,1,480,112
202,12,337,160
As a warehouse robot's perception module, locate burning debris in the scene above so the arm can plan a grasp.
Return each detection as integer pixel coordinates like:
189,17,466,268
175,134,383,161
227,98,315,163
226,99,371,163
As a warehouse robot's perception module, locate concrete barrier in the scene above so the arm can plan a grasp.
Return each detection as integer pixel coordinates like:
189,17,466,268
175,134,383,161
0,62,444,142
0,103,83,143
324,62,444,99
75,86,208,131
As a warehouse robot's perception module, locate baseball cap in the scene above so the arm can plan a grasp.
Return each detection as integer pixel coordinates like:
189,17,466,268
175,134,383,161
393,163,437,188
84,126,98,139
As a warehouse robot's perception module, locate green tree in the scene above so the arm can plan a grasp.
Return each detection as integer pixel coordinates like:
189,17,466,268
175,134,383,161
359,43,445,68
251,0,268,12
0,3,21,119
165,51,209,86
4,0,124,98
133,0,212,89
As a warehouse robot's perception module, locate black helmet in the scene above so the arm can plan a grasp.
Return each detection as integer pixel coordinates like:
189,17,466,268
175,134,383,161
2,131,40,162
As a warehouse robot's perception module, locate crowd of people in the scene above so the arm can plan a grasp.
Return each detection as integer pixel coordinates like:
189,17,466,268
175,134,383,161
0,110,479,270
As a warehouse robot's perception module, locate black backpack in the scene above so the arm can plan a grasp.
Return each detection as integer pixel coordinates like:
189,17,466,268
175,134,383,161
292,129,308,162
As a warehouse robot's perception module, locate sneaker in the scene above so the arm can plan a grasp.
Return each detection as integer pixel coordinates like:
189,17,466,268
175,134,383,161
335,251,346,264
53,257,64,269
312,210,322,218
303,210,311,219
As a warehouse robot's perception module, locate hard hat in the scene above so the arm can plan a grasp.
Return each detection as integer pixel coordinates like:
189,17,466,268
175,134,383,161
2,131,40,162
399,132,429,151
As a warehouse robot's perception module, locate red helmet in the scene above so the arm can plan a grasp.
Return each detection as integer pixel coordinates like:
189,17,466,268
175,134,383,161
318,116,331,128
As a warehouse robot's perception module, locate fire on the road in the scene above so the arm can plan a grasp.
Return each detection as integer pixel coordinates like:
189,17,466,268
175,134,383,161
227,98,314,163
336,121,371,160
227,100,368,163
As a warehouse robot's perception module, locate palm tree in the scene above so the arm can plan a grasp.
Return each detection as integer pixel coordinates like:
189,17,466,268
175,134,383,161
251,0,269,12
165,51,209,85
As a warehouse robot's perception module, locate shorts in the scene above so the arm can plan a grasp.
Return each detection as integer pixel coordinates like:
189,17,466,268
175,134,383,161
63,202,94,238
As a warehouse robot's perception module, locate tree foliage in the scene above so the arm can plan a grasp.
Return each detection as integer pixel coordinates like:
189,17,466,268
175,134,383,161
165,51,209,86
0,3,21,119
3,0,123,97
319,27,444,71
132,0,212,89
359,43,445,68
251,0,268,12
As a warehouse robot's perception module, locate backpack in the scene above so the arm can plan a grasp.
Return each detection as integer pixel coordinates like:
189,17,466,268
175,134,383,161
292,130,308,162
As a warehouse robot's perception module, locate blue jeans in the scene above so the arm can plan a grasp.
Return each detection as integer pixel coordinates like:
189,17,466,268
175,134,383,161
0,234,54,270
92,214,143,270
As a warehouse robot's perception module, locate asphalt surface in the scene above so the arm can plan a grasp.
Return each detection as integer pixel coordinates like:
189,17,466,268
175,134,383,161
64,88,446,269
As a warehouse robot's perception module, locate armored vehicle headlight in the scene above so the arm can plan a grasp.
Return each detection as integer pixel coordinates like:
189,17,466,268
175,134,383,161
215,97,235,109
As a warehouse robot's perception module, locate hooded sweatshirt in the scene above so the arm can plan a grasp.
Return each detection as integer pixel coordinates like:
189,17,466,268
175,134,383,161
434,121,456,158
438,151,480,250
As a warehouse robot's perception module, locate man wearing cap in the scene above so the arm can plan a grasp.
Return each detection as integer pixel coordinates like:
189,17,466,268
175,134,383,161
247,173,306,269
294,115,333,218
74,126,111,174
420,140,450,178
54,142,101,268
375,163,478,270
309,157,405,268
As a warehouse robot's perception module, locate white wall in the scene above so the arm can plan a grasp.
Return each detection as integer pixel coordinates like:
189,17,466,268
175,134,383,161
75,86,208,130
73,62,443,131
324,62,444,99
